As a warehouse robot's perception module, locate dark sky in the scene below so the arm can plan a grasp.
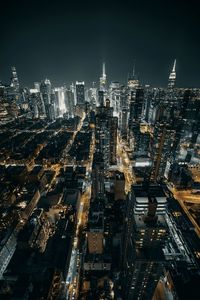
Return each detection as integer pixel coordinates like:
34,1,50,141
0,0,200,87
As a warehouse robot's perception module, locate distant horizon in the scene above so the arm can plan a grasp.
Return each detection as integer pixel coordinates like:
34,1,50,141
1,0,200,88
1,61,200,89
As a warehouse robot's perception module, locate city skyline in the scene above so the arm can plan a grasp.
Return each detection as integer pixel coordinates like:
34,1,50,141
1,1,200,299
0,59,190,89
1,61,200,299
1,0,200,87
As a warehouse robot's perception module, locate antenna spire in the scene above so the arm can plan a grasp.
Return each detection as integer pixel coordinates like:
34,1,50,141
132,60,136,78
168,59,177,89
102,62,106,77
172,59,176,72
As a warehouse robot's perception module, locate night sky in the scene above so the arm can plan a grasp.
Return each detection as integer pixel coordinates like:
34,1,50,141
0,0,200,87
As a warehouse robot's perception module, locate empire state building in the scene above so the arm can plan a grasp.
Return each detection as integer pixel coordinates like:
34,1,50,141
168,59,176,89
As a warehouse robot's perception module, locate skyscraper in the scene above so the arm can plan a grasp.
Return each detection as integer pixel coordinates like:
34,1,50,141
109,81,120,114
123,184,168,300
64,88,75,117
95,98,118,168
109,116,118,165
99,62,107,92
129,87,144,124
119,85,129,139
128,87,145,157
5,66,21,102
29,91,46,119
91,152,105,199
151,122,176,181
40,79,55,121
98,90,104,106
168,59,176,89
87,83,97,109
75,81,85,106
95,108,110,168
54,87,66,116
127,65,140,90
10,66,20,92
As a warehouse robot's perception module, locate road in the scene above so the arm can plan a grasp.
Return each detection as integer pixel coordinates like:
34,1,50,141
65,125,94,300
168,185,200,238
189,166,200,182
115,135,136,193
173,191,200,203
65,185,92,300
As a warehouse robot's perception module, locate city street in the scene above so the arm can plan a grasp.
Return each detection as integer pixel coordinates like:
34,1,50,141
116,135,136,193
169,185,200,238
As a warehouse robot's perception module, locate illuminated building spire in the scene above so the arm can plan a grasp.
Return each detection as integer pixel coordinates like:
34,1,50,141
172,59,176,72
100,62,107,92
132,61,136,79
127,61,139,89
102,62,106,78
10,66,19,91
168,59,176,89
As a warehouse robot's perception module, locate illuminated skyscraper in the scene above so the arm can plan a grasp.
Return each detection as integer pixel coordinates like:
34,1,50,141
75,81,85,106
99,62,107,92
34,82,40,92
29,90,46,118
129,88,144,124
151,122,176,181
127,65,140,90
109,81,120,114
109,116,118,165
95,98,118,168
123,184,168,300
6,66,21,102
128,87,145,155
87,82,97,109
64,88,75,117
40,79,55,120
40,78,51,95
10,66,20,92
91,152,105,200
118,85,129,139
54,87,66,116
168,59,176,89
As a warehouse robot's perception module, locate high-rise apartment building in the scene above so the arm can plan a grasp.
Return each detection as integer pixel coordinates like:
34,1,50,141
129,88,144,124
91,152,105,200
127,66,140,90
109,81,120,114
109,116,118,165
75,81,85,107
123,184,168,300
95,98,118,168
129,87,145,157
151,122,176,181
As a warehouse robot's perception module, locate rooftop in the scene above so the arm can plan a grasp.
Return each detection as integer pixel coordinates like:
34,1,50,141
132,184,166,198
